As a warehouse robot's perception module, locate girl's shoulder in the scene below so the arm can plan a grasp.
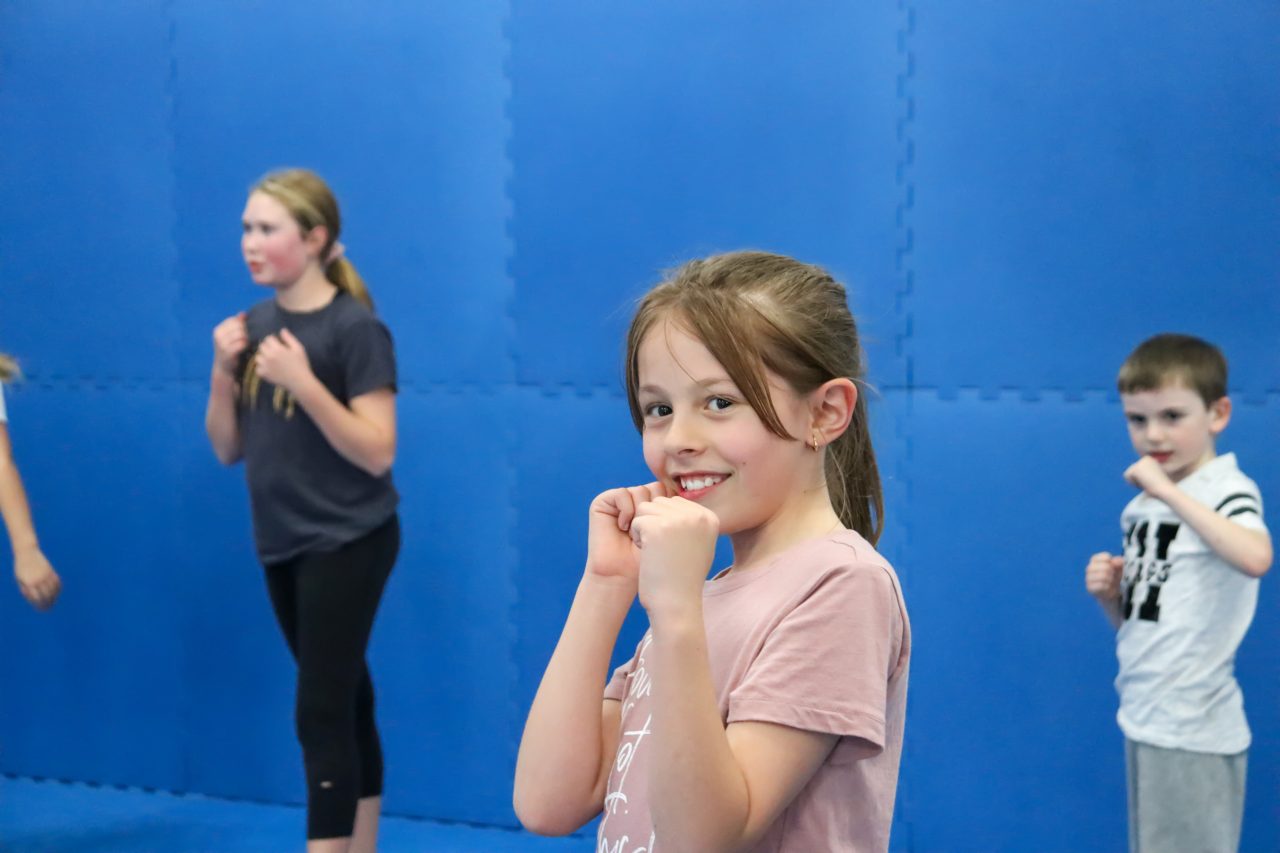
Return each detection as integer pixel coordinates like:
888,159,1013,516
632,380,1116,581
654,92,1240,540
789,529,896,580
777,531,905,614
711,530,901,604
245,297,276,319
327,292,391,335
793,532,909,629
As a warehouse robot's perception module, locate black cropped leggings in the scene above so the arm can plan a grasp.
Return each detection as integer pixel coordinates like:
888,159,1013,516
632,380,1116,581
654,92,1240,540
264,515,399,840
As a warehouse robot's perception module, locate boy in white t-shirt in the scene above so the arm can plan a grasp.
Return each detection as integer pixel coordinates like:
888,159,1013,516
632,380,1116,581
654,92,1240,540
1084,333,1272,853
0,354,61,610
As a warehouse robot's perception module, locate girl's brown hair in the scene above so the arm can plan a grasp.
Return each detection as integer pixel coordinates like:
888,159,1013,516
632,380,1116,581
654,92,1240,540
252,168,373,310
624,251,883,544
0,354,18,383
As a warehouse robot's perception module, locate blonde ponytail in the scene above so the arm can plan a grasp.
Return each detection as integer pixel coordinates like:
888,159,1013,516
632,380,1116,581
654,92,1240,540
326,256,373,310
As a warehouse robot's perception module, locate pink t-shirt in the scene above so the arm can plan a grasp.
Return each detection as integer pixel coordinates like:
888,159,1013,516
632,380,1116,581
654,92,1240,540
600,530,911,853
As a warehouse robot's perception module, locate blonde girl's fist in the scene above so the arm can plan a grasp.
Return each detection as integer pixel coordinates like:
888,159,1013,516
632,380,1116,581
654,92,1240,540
253,328,312,393
1084,551,1124,600
585,482,669,585
212,312,248,375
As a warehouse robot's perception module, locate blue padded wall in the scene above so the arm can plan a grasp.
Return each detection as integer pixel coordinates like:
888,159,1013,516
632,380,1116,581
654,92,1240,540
1,2,1277,850
903,391,1139,851
906,1,1280,395
169,1,513,386
0,383,187,788
0,2,179,380
508,1,906,390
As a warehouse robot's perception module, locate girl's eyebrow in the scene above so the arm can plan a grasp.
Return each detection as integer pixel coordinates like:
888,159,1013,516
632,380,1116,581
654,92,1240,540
639,377,734,396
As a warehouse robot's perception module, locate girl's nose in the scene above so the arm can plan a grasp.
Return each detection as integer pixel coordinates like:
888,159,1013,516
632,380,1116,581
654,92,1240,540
664,412,703,455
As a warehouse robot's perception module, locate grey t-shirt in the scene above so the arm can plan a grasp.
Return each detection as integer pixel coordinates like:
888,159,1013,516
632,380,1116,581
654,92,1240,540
237,291,398,564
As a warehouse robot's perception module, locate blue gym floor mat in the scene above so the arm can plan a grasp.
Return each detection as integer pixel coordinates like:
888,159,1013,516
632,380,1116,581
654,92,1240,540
0,775,591,853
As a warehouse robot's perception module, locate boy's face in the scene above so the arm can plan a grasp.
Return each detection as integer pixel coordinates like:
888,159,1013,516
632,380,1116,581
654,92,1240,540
1120,382,1231,483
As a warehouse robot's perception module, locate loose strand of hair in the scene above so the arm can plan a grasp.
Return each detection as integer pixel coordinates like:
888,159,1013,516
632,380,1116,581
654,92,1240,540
828,393,884,545
0,354,18,383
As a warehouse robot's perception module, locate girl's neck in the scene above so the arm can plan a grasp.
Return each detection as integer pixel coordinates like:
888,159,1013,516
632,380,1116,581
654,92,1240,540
274,266,339,313
728,486,846,574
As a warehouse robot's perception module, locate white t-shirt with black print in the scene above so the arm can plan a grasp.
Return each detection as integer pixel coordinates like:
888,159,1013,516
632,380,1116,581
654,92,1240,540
1114,452,1267,754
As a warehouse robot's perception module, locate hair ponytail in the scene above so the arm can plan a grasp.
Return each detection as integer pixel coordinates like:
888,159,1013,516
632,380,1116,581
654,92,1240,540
325,256,373,311
826,388,883,544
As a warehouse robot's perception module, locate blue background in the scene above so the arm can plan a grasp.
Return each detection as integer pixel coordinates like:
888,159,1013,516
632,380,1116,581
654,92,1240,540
1,3,1276,850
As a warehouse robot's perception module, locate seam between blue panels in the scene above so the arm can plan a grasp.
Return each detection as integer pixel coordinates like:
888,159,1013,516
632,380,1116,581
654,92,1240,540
893,3,917,851
888,386,1280,409
895,0,917,397
499,0,523,805
161,0,194,796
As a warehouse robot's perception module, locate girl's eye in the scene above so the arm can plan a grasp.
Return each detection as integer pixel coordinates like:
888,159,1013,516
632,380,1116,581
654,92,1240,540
1162,412,1183,423
1127,415,1145,426
708,397,734,412
644,403,672,418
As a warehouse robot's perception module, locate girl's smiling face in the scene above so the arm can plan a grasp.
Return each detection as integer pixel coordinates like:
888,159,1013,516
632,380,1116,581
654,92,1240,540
241,191,319,288
636,319,819,543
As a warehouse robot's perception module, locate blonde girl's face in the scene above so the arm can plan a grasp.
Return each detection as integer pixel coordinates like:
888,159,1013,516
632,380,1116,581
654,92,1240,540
636,319,816,538
240,191,317,288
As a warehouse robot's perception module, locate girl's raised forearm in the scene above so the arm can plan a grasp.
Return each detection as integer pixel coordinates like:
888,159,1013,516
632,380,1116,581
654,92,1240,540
514,574,634,835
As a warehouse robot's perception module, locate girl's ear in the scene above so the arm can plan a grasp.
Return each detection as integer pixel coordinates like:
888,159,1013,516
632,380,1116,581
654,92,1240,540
303,224,331,260
809,378,857,446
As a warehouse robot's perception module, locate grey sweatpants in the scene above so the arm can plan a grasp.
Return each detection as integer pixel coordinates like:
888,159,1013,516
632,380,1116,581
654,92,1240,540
1125,738,1247,853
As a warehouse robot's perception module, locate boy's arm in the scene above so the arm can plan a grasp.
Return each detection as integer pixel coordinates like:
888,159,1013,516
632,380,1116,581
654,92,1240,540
1084,552,1125,629
1126,457,1273,578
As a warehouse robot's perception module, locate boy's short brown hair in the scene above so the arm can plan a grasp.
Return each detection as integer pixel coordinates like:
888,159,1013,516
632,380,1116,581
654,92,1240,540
1117,333,1227,406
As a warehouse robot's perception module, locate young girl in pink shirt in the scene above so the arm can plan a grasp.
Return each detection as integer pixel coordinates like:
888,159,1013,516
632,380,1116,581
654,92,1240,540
515,251,911,853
